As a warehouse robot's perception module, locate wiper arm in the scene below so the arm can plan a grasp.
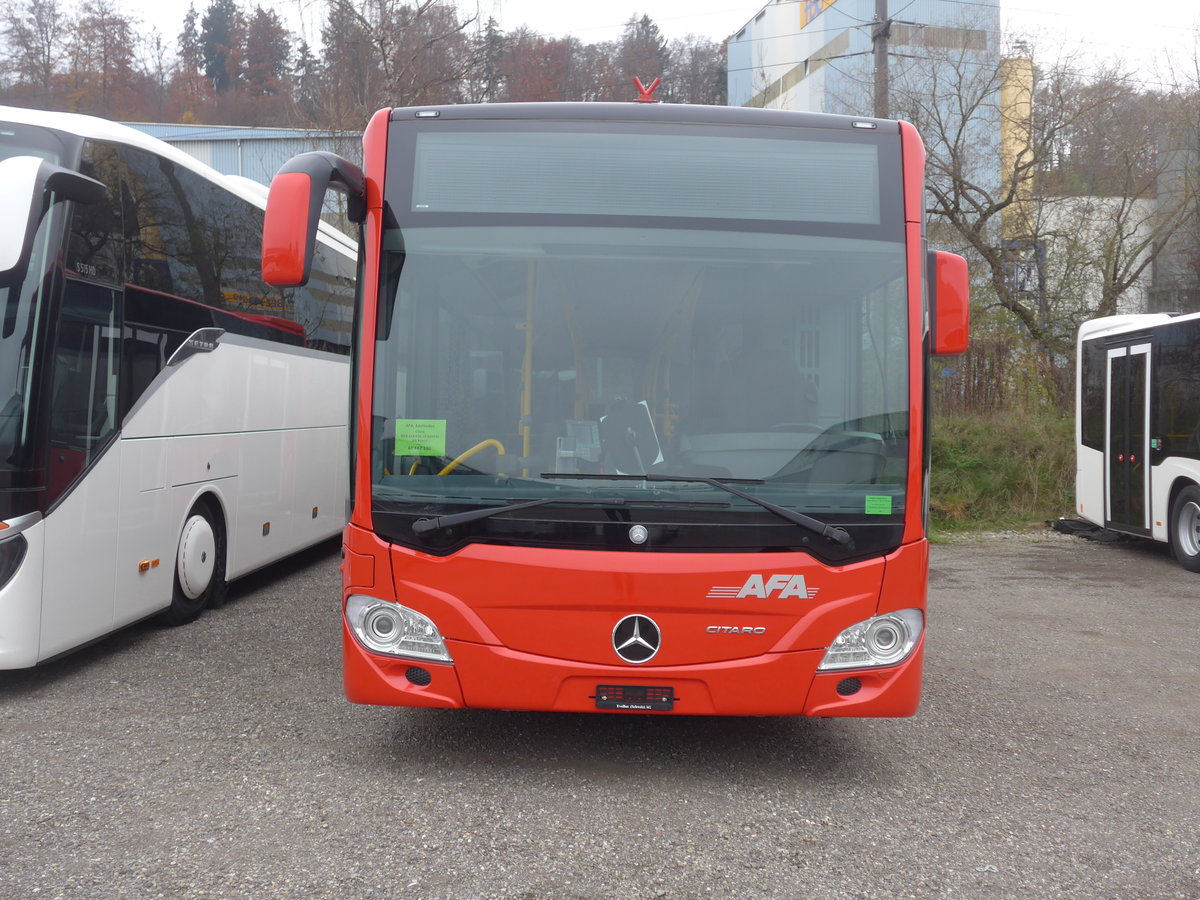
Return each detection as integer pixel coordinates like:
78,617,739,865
413,486,735,534
643,474,854,547
412,495,629,534
539,472,763,485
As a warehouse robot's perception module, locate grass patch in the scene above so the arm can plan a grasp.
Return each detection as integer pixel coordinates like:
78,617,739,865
929,412,1075,533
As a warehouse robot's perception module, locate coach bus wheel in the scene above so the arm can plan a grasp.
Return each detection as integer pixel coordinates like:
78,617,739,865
1169,485,1200,573
162,500,228,625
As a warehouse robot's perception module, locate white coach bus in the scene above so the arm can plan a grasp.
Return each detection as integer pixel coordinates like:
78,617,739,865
1076,312,1200,573
0,106,357,667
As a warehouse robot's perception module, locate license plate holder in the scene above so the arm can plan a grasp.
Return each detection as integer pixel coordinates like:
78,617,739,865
595,684,675,711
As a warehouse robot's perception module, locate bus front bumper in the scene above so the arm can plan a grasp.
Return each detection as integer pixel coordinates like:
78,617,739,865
343,623,924,717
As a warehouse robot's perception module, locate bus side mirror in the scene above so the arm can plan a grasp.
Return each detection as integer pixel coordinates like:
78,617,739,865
0,156,105,285
262,151,365,287
929,250,969,356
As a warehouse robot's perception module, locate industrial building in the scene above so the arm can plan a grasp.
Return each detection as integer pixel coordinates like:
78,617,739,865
727,0,1001,116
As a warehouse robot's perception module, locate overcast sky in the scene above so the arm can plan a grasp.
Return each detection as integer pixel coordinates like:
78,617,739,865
132,0,1199,80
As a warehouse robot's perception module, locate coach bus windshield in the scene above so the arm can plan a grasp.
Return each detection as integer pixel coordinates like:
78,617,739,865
0,126,74,520
371,123,909,560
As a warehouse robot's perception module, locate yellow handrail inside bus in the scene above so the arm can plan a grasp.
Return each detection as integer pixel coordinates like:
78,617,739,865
520,261,535,477
437,439,506,475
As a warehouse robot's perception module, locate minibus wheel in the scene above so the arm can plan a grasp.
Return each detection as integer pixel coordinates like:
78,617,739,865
1169,485,1200,573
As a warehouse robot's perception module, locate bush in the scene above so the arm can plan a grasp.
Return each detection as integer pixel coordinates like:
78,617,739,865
929,412,1075,531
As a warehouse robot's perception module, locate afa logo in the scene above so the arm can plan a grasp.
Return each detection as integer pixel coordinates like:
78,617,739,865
706,574,819,600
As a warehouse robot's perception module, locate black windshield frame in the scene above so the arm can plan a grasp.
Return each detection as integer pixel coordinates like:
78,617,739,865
372,111,911,564
385,118,905,244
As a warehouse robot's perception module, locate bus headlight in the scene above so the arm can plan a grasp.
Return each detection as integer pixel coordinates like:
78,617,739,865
345,595,452,662
817,609,923,671
0,534,28,591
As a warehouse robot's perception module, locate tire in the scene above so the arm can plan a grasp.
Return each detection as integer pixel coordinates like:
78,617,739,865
1168,485,1200,574
161,499,228,625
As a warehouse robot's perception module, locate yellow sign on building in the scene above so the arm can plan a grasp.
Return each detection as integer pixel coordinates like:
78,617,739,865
800,0,840,29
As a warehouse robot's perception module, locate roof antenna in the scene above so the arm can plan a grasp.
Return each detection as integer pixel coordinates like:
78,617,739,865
633,77,661,103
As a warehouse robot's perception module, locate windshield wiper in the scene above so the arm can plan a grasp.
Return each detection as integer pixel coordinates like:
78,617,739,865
412,495,629,534
411,488,735,535
541,472,852,547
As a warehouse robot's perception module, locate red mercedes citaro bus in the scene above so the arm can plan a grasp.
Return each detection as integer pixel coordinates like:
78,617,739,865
262,103,969,716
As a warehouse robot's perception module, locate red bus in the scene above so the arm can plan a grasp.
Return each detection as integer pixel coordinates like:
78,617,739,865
262,103,968,716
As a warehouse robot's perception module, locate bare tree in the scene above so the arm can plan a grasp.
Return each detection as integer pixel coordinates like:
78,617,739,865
1150,58,1200,315
67,0,138,117
667,35,726,106
885,30,1198,407
3,0,66,103
137,28,176,120
318,0,475,118
460,16,505,103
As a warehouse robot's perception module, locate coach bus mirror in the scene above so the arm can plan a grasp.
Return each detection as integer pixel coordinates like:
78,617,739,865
262,151,365,287
0,156,106,286
929,250,969,356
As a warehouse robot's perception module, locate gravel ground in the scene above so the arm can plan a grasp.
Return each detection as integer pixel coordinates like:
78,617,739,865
1,534,1197,899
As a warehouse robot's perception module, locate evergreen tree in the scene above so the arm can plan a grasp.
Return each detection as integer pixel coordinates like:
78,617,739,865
292,39,322,124
178,4,202,79
200,0,243,94
243,6,289,98
618,14,669,97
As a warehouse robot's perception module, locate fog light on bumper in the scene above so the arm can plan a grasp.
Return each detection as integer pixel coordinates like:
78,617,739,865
345,595,452,662
818,608,923,671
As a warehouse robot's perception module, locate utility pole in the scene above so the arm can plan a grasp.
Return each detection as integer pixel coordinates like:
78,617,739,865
872,0,890,119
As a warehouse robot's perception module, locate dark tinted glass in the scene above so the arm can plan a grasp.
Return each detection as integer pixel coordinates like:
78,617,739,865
413,130,882,224
1080,338,1105,451
1154,318,1200,460
46,280,120,504
391,121,904,243
65,144,122,284
73,141,354,355
0,206,63,517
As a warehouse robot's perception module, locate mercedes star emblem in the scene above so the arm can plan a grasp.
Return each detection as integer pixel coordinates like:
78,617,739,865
612,614,661,664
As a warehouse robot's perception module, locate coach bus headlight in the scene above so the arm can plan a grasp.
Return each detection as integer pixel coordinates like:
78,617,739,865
817,609,923,671
0,534,28,591
346,595,453,663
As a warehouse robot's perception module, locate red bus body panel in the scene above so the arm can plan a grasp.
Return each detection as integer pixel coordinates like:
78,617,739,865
350,108,390,532
342,524,927,716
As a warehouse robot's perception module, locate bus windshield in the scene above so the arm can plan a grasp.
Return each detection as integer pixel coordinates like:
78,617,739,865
0,124,74,516
370,120,909,558
372,225,909,552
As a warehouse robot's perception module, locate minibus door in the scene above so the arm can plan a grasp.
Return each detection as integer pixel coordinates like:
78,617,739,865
1105,342,1151,535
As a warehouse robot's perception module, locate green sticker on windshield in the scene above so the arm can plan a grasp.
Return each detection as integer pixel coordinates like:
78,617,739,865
395,419,447,456
865,495,893,515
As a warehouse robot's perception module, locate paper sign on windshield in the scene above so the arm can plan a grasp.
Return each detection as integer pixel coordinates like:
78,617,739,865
864,495,893,515
395,419,447,456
